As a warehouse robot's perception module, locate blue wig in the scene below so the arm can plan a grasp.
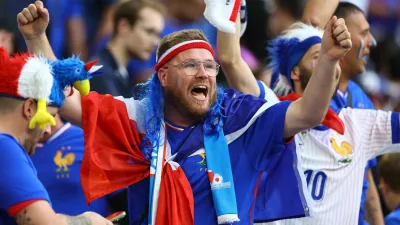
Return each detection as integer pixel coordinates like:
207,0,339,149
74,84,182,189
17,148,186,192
266,22,323,95
140,74,226,159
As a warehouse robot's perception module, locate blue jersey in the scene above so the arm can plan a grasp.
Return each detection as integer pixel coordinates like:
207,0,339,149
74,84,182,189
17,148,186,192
126,89,309,225
385,205,400,225
31,123,110,216
332,80,377,225
0,134,51,225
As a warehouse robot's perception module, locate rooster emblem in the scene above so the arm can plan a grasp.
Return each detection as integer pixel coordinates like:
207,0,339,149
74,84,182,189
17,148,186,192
330,138,353,163
197,153,207,166
54,150,76,172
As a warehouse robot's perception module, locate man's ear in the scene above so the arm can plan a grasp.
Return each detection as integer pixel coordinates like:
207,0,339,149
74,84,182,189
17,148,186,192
290,66,301,81
158,69,168,87
117,19,131,36
22,99,37,120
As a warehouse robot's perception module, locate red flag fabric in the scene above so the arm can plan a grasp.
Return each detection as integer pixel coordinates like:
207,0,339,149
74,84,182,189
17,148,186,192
278,93,345,135
79,92,196,224
80,92,150,203
156,164,195,225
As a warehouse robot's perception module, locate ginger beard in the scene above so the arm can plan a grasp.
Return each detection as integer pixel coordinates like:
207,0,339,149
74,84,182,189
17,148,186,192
164,73,217,122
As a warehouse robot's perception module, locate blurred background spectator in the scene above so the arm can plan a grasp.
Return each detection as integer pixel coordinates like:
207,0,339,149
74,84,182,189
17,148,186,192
90,0,165,99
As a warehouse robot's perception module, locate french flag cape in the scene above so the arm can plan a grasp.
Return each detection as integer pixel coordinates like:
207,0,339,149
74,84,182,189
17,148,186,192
79,90,313,224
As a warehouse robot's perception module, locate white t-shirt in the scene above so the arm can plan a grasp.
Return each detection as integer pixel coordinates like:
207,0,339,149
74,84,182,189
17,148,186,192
257,108,400,225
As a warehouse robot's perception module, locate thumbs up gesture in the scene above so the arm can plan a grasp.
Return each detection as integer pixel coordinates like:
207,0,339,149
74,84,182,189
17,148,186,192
320,16,352,62
17,1,50,40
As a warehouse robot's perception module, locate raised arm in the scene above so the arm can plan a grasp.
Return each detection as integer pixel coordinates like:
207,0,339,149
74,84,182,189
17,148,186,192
217,15,260,96
17,1,55,60
364,169,385,225
17,1,83,126
14,200,111,225
302,0,340,28
283,16,351,138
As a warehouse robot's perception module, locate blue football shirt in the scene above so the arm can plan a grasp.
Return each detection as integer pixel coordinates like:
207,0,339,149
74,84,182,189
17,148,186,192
0,134,50,225
127,89,302,225
31,123,110,217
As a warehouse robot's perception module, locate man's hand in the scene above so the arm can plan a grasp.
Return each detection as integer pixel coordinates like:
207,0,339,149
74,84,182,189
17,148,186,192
320,16,352,62
78,212,113,225
17,0,49,40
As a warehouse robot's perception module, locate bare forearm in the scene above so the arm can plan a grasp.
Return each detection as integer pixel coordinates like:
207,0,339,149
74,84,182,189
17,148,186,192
25,34,56,60
14,205,91,225
300,54,337,123
364,170,385,225
302,0,339,28
217,16,260,96
284,54,337,137
60,214,92,225
59,88,82,127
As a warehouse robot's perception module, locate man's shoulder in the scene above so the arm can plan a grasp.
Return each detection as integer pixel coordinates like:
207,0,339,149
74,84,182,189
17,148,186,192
222,88,289,134
348,80,373,108
0,134,23,153
385,209,400,225
92,48,118,71
348,81,368,96
0,134,28,164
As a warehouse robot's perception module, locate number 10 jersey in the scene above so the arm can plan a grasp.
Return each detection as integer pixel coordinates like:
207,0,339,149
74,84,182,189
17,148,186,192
257,108,400,225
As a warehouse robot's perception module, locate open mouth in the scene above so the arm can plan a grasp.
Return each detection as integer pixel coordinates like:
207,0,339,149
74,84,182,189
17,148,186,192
191,85,208,101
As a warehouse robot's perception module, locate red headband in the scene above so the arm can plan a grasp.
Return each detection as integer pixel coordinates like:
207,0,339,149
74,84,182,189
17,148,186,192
154,40,214,71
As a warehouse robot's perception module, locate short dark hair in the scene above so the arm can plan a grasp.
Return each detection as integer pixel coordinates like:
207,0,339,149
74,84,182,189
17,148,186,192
113,0,165,37
379,153,400,193
334,2,364,21
156,29,209,61
0,96,23,115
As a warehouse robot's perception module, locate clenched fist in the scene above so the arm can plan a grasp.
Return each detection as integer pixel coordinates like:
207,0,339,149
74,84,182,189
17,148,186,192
17,0,49,40
320,16,352,62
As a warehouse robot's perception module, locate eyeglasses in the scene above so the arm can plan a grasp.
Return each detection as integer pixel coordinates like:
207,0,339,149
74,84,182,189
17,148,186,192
163,60,220,77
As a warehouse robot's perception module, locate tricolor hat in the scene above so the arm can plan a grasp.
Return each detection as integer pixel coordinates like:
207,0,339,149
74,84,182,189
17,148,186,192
269,22,323,95
0,47,102,129
0,47,54,104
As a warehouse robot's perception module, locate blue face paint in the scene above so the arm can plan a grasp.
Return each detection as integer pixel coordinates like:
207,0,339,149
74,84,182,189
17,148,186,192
310,59,317,69
358,39,364,59
370,39,377,48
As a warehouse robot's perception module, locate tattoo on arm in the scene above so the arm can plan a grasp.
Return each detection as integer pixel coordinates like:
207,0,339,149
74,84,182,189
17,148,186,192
14,209,92,225
14,209,34,225
66,215,92,225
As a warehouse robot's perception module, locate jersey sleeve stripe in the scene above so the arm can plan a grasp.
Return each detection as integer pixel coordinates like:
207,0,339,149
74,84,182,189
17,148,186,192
391,112,400,144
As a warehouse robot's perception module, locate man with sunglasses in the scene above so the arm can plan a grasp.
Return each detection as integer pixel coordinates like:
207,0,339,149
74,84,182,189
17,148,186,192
18,1,351,224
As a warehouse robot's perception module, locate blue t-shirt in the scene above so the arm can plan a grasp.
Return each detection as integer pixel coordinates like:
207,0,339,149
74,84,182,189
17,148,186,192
127,89,297,225
0,134,51,225
31,123,110,217
385,205,400,225
332,80,377,225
